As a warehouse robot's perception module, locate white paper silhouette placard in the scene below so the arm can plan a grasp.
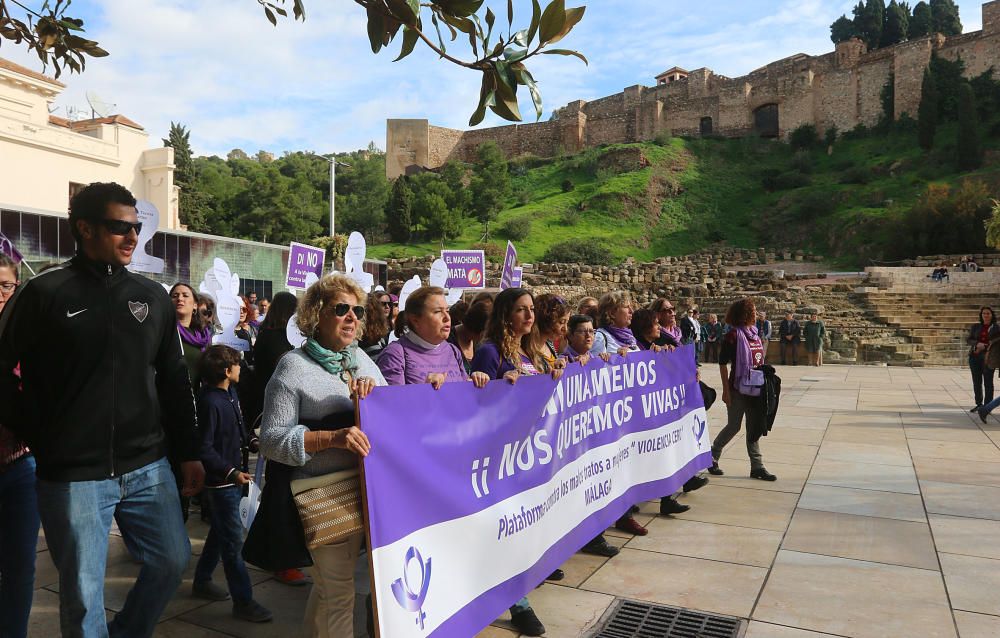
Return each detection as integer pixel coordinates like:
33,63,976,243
127,200,164,274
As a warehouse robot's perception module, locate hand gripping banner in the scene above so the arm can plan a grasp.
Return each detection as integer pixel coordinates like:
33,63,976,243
360,346,711,637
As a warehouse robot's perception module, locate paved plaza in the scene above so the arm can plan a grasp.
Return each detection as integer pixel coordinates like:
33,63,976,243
26,364,1000,637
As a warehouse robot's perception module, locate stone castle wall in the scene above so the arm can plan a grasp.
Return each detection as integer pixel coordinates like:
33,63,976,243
386,1,1000,178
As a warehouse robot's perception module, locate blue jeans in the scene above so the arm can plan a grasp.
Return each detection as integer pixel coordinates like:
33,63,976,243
981,394,1000,416
194,486,253,602
36,457,190,638
0,454,40,638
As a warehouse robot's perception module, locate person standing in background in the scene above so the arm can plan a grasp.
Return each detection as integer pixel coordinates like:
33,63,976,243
778,312,801,366
803,314,826,367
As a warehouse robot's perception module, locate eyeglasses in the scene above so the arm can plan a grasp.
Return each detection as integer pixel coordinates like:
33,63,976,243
661,308,675,314
97,219,142,236
574,329,596,336
381,301,395,308
200,309,214,318
332,303,365,319
0,282,17,294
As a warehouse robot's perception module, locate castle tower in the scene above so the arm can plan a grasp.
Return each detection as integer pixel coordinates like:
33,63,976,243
985,1,1000,35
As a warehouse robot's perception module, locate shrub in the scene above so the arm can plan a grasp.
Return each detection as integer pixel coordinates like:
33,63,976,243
760,168,782,191
824,126,839,147
831,157,855,171
773,171,812,190
500,217,531,241
839,166,872,185
792,191,837,220
654,131,673,147
560,208,581,225
561,178,575,193
472,241,505,260
541,239,615,265
791,150,814,174
513,185,532,206
789,124,820,151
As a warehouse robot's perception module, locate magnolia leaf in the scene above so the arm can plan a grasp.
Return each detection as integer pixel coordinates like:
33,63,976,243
433,0,485,18
546,5,584,45
538,0,566,45
511,28,528,47
385,0,419,24
469,71,494,126
431,13,446,54
517,67,543,120
394,25,419,60
541,48,588,64
293,0,306,20
264,6,277,26
485,7,495,30
507,0,514,28
503,45,527,63
527,0,542,44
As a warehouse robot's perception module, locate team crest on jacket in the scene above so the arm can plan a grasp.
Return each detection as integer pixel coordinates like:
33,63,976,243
128,301,149,323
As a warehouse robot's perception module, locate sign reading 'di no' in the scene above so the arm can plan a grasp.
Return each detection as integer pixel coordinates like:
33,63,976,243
286,242,325,290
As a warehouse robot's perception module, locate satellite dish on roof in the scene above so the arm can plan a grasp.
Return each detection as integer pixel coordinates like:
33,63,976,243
85,91,115,118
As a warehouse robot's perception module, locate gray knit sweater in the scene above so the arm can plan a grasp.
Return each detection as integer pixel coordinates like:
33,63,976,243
259,348,387,480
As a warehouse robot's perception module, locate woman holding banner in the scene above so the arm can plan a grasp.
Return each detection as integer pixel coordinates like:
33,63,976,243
378,286,489,388
710,298,777,481
469,288,566,637
589,292,658,529
448,300,490,375
258,274,385,638
535,293,570,365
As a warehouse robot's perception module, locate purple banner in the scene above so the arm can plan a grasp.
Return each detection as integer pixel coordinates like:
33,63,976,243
510,266,523,288
499,241,517,290
361,347,710,637
285,241,325,289
441,250,486,289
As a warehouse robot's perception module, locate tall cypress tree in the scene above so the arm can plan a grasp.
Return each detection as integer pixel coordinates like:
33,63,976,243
910,1,932,36
386,176,414,243
163,122,194,187
918,68,938,150
881,0,910,46
956,83,982,170
930,0,962,36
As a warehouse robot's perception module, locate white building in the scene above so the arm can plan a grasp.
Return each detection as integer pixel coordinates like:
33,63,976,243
0,57,179,229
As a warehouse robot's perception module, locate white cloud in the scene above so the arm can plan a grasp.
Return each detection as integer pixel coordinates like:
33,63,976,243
0,0,990,156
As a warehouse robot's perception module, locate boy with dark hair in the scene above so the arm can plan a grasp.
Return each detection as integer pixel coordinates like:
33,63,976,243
193,345,272,622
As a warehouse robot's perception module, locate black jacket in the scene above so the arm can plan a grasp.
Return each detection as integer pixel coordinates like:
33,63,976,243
779,319,801,343
198,386,247,487
967,322,1000,355
0,255,198,481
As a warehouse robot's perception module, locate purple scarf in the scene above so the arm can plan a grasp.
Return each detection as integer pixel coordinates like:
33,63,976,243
178,323,212,352
660,324,682,343
604,325,637,348
734,325,762,397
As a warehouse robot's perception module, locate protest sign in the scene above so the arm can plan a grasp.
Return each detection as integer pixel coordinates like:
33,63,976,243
0,232,23,263
126,200,164,274
510,266,523,289
360,347,709,637
499,241,517,290
441,250,486,289
286,241,325,289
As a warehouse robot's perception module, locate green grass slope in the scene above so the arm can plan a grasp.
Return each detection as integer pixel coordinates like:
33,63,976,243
368,125,1000,267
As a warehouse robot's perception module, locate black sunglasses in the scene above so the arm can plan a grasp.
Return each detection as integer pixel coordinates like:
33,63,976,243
200,309,214,318
380,301,394,308
332,303,365,319
97,219,142,236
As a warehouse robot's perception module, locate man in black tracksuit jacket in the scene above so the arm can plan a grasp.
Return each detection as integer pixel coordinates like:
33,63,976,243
0,183,203,638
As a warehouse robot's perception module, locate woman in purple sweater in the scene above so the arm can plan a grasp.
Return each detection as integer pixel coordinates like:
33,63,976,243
377,286,489,389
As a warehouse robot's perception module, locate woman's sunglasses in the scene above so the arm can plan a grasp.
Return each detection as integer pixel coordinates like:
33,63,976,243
200,309,214,318
332,303,365,319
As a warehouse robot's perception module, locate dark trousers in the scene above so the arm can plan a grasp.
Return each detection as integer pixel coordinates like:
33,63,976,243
195,486,254,602
0,455,39,638
781,341,798,365
711,390,764,470
704,341,720,363
969,353,995,407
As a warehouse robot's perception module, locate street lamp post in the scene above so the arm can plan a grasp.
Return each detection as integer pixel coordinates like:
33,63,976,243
321,156,351,237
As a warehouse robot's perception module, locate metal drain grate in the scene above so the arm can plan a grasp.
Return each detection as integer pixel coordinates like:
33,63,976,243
591,599,743,638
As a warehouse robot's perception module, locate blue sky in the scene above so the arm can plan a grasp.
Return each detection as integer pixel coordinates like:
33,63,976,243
1,0,987,157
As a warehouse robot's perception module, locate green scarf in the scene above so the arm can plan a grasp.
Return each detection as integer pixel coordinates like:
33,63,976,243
303,337,359,381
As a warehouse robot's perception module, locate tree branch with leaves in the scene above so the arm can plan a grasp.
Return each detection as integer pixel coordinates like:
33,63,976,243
2,0,586,128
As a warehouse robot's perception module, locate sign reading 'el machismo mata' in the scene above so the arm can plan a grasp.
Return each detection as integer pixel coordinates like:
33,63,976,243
286,242,325,290
360,347,710,637
441,250,486,289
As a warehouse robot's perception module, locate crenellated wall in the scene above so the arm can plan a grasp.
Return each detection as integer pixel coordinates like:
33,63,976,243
386,1,1000,178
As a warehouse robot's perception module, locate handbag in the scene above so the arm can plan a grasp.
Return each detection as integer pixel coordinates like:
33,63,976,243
290,468,364,549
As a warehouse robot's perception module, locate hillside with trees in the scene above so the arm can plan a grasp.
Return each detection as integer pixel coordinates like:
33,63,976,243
166,54,1000,267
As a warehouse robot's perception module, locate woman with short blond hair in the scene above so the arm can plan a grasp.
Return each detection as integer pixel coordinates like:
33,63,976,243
259,274,386,638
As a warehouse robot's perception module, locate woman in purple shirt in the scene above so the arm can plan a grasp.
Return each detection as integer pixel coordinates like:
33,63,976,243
469,288,564,637
377,286,489,388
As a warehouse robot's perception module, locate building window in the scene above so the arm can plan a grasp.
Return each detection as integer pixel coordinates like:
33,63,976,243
753,104,779,138
240,278,273,301
700,117,714,136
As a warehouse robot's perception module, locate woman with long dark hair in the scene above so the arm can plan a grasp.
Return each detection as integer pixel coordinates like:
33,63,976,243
171,283,212,385
359,290,393,361
967,306,999,413
469,288,563,637
709,297,776,481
